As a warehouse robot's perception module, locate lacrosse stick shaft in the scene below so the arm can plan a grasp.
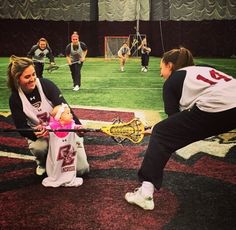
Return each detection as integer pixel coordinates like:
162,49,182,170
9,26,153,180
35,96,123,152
1,126,150,133
57,61,81,68
0,128,100,133
33,60,51,64
46,61,81,73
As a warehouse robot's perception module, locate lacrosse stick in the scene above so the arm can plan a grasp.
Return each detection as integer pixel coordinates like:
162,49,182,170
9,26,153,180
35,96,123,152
45,61,81,73
0,118,147,144
32,60,60,73
45,64,59,72
129,38,139,51
130,31,145,57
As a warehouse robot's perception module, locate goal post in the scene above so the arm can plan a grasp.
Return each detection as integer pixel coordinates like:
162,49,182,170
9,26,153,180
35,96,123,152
104,36,129,59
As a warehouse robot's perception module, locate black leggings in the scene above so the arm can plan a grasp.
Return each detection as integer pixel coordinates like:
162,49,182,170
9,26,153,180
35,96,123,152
34,62,44,78
141,53,149,68
138,106,236,189
69,62,83,87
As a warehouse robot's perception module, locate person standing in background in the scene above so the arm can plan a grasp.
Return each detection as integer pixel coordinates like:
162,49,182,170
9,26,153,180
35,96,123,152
65,31,88,91
138,38,151,72
27,38,55,78
118,42,131,72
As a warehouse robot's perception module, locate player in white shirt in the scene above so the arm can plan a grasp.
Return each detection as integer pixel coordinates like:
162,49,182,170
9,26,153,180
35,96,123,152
125,47,236,210
118,42,131,72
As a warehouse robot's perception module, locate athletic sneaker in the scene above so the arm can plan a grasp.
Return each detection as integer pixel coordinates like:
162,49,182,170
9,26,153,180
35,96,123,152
141,67,145,72
143,68,148,72
73,85,80,91
125,187,154,210
121,67,124,72
36,166,46,176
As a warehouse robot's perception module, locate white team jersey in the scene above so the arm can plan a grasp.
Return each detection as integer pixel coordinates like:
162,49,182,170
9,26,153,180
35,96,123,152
18,78,53,126
33,48,50,62
118,46,130,56
179,66,236,112
70,43,83,62
42,124,83,187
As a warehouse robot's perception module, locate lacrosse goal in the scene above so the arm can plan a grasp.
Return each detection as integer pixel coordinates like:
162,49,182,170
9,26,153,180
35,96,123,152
104,36,129,59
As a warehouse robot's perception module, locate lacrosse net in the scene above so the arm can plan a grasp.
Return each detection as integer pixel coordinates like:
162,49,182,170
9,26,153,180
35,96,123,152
104,36,129,59
100,118,145,144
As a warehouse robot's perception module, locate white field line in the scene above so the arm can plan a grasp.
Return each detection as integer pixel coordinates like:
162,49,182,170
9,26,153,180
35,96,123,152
0,151,35,161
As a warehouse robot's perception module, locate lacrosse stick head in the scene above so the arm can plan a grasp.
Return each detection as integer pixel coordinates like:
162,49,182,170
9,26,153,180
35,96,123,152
45,64,59,73
101,118,145,144
109,117,126,144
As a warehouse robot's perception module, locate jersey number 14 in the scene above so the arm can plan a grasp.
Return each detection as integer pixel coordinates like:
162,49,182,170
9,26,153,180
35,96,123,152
196,69,231,85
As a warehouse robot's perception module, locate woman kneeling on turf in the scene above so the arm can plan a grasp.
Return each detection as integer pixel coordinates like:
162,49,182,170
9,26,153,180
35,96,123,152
7,56,89,177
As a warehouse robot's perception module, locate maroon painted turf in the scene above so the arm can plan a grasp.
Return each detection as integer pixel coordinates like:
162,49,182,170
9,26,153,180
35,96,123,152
1,108,236,229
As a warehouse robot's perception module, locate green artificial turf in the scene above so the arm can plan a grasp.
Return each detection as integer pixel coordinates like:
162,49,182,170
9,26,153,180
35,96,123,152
0,56,236,119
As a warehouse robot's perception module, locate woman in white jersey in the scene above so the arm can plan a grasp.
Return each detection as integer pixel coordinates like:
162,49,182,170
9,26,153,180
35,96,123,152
118,42,131,72
125,47,236,210
7,56,89,176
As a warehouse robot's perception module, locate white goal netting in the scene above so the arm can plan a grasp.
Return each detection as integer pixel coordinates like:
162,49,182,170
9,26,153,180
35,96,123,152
104,34,147,59
104,36,129,59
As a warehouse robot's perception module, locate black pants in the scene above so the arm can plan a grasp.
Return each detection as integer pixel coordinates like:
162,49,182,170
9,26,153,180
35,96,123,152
34,62,44,78
138,106,236,190
69,62,83,87
141,53,149,68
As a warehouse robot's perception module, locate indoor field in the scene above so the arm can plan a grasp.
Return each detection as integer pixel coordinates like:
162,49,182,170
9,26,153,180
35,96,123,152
0,1,236,229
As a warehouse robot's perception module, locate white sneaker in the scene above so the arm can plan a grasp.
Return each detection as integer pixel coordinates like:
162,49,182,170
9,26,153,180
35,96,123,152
143,68,148,72
125,187,154,210
141,67,145,72
36,166,46,176
121,67,124,72
73,85,80,91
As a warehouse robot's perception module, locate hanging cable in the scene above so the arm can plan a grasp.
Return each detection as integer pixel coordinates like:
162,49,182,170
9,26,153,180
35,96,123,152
159,20,165,54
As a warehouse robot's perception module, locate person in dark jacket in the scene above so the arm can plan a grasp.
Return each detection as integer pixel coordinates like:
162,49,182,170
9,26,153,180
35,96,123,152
27,38,55,78
65,32,88,91
138,38,151,72
7,55,89,176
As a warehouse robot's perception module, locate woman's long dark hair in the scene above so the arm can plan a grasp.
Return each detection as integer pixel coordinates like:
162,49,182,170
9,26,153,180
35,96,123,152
162,47,194,71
